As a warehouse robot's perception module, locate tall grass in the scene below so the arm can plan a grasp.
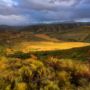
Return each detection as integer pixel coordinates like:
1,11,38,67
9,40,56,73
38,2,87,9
0,46,90,90
0,56,90,90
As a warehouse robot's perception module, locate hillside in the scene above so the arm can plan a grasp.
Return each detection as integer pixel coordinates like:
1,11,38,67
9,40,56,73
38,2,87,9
6,45,90,61
0,45,90,90
0,23,90,45
0,23,90,90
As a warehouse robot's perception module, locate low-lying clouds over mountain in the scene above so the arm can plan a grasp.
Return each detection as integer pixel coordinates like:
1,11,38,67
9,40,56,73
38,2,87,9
0,0,90,25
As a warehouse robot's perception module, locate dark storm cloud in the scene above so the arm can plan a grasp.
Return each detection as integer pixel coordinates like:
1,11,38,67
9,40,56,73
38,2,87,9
0,0,90,25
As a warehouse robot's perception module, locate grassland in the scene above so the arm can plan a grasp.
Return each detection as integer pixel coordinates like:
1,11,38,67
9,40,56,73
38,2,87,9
0,42,90,90
0,24,90,90
0,56,90,90
12,41,90,52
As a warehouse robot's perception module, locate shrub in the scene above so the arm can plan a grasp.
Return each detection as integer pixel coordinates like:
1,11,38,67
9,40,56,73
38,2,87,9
0,55,90,90
8,51,30,59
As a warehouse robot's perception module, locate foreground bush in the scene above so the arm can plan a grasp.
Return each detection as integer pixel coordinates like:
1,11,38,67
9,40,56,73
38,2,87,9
0,56,90,90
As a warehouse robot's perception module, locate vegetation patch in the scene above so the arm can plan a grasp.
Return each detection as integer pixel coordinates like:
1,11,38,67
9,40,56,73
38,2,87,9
0,57,90,90
0,45,90,90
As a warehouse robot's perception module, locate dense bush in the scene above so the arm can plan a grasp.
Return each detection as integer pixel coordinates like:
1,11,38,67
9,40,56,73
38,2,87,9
0,55,90,90
8,51,31,59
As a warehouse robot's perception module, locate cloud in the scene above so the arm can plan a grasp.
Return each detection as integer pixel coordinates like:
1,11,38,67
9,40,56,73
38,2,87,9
2,0,18,7
75,18,90,22
18,0,81,11
0,0,90,25
0,15,32,25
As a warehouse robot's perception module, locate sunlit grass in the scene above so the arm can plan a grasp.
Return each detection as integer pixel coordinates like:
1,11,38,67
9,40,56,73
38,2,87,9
0,41,90,90
12,41,90,53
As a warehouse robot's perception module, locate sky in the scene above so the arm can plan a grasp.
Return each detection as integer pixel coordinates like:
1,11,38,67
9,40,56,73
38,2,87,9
0,0,90,25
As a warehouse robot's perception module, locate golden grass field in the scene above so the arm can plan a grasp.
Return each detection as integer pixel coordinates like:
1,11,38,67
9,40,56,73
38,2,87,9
1,25,90,90
12,42,90,53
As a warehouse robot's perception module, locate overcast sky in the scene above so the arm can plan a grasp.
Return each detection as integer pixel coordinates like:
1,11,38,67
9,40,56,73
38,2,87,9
0,0,90,25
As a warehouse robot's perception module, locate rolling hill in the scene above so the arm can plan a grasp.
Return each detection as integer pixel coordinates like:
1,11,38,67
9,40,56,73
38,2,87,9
0,23,90,46
0,23,90,90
